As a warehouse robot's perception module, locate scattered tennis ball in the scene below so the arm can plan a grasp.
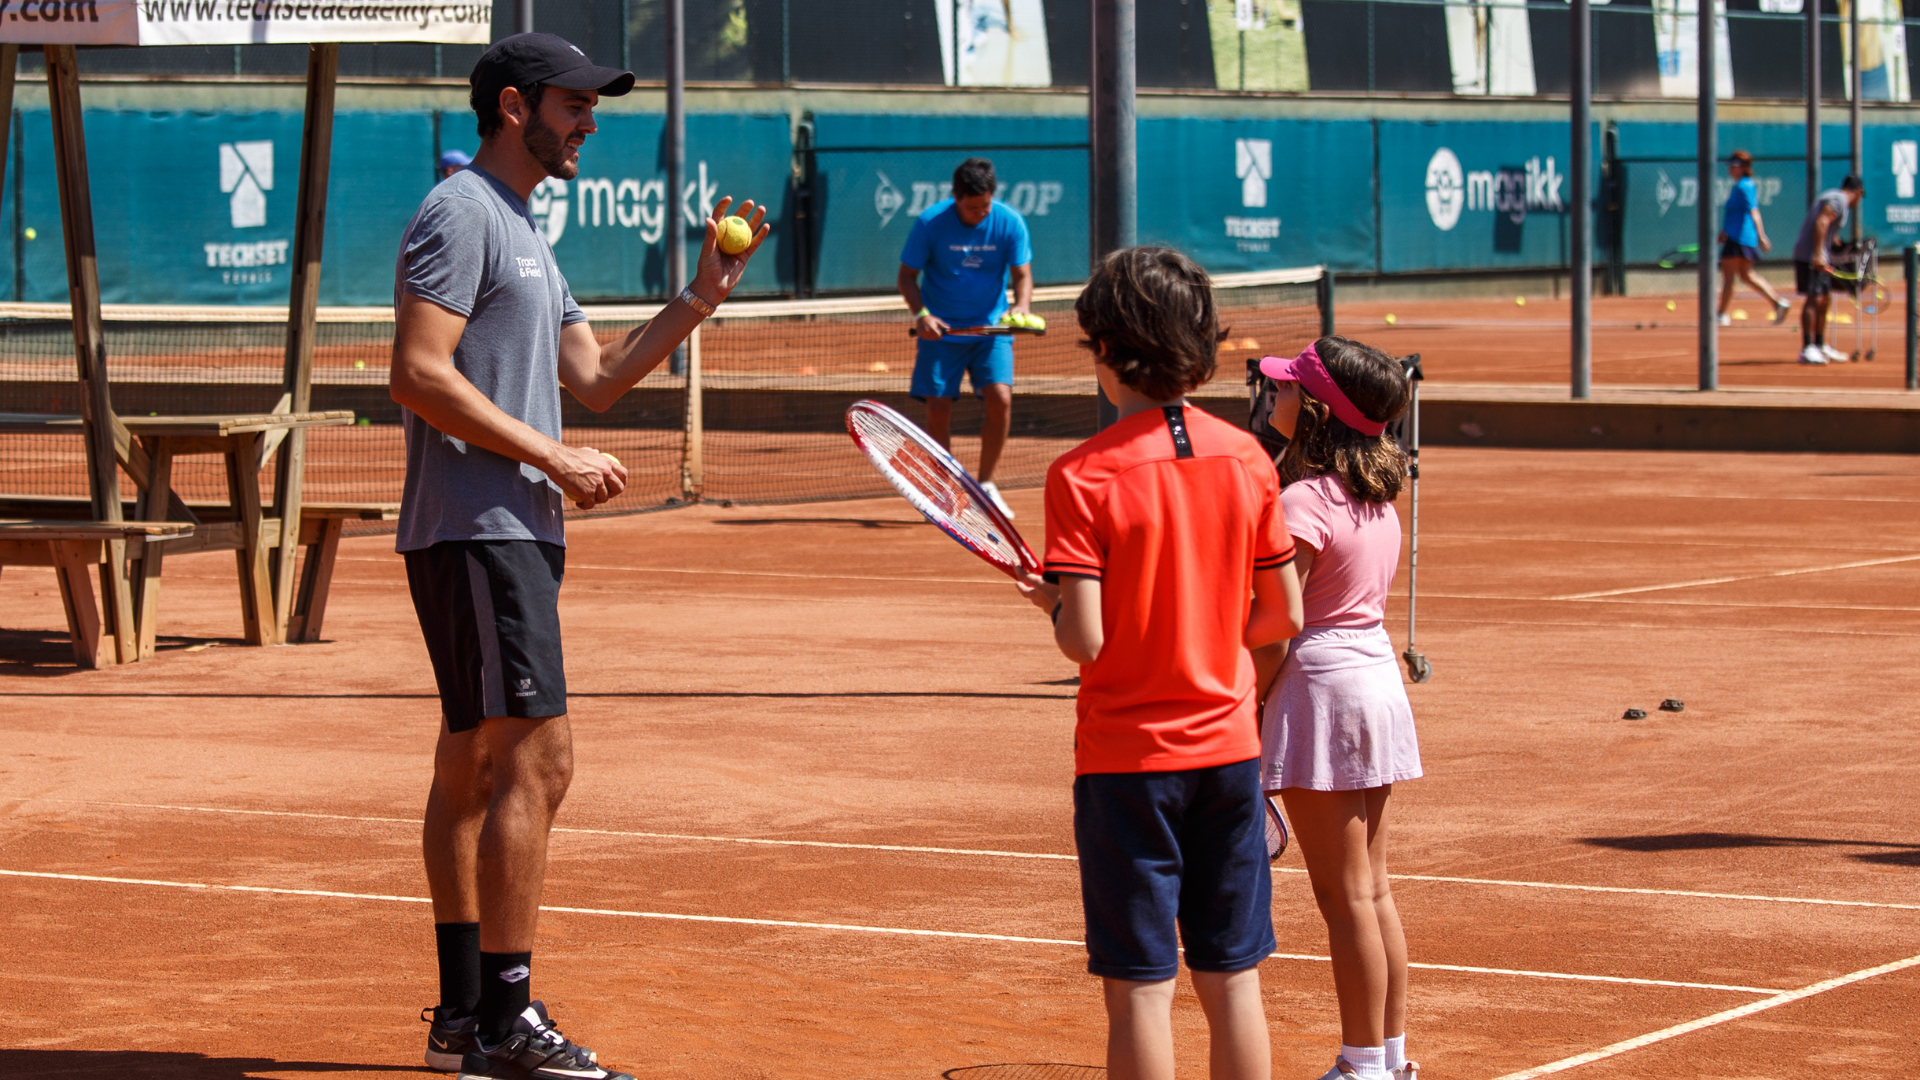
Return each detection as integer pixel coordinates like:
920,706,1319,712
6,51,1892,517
1515,296,1527,306
1732,309,1748,321
356,417,370,426
1384,313,1397,325
869,361,889,373
1832,312,1853,324
353,359,366,369
22,226,34,240
1666,300,1677,311
797,365,817,376
717,215,753,255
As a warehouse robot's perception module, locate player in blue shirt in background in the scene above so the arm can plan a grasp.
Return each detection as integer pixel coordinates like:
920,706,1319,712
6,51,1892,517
1715,150,1791,328
896,157,1033,518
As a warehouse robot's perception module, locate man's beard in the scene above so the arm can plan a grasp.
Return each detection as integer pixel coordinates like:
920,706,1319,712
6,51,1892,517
524,110,577,180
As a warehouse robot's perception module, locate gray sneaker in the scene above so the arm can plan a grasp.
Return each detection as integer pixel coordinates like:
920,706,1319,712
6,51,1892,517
457,1004,620,1080
423,1006,478,1072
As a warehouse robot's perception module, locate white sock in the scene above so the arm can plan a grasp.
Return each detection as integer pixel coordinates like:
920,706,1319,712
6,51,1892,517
1341,1044,1388,1077
1385,1035,1407,1071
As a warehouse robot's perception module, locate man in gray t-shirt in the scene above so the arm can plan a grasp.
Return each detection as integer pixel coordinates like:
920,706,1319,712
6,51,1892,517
389,33,768,1080
1789,175,1864,365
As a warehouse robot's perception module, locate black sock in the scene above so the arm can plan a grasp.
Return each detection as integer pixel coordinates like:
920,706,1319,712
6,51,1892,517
1815,330,1826,346
477,951,533,1044
434,922,481,1018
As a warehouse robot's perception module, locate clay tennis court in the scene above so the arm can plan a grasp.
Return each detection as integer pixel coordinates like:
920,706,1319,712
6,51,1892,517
3,444,1916,1079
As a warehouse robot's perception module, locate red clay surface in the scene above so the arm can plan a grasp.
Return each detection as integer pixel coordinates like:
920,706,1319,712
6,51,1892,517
3,448,1919,1079
1327,294,1915,390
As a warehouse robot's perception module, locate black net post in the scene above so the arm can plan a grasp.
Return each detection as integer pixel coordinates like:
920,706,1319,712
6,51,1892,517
1090,0,1135,432
1907,244,1918,391
667,0,687,376
1806,0,1820,211
1697,0,1718,392
1571,0,1591,401
1318,270,1335,339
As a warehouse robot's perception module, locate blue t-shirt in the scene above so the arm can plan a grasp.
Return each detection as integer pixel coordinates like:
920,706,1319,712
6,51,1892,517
900,199,1033,327
1722,176,1759,248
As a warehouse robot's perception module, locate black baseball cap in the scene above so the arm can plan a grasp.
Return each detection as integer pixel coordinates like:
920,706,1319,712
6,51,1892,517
470,33,635,105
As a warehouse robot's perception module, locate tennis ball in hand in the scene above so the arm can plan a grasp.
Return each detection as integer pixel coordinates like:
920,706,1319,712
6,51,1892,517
600,452,621,467
717,215,753,255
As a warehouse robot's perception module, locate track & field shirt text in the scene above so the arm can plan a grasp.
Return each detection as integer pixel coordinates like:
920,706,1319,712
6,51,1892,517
900,198,1033,327
393,166,586,552
1044,406,1296,775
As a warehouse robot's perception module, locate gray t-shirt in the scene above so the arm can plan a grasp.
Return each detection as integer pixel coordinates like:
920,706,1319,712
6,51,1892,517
1793,189,1851,262
393,166,585,552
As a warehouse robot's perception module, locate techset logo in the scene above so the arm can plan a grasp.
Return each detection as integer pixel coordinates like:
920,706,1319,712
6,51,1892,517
1426,149,1464,231
1226,138,1280,252
206,139,288,286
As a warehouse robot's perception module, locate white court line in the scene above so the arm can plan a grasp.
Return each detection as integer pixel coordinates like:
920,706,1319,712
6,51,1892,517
1421,593,1920,614
0,868,1778,994
24,800,1920,910
1546,553,1920,601
1490,952,1920,1079
336,556,1003,587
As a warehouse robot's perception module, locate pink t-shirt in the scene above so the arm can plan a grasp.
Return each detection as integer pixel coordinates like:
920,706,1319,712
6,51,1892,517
1281,473,1402,628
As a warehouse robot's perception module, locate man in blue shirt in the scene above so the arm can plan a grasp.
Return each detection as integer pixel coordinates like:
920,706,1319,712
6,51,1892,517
896,157,1033,517
1715,150,1790,328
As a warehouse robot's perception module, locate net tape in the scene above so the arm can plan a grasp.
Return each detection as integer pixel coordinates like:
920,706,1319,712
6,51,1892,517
0,267,1325,528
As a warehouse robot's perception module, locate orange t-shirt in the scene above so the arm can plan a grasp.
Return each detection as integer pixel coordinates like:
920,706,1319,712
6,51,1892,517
1043,404,1295,775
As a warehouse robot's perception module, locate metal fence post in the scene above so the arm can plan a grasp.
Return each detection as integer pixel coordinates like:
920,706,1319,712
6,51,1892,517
1907,244,1918,391
1571,0,1591,400
1697,0,1717,392
1091,0,1136,432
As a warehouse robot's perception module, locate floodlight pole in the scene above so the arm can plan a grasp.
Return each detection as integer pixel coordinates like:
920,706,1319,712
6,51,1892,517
1697,0,1717,391
1850,0,1862,239
1090,0,1136,432
1807,0,1820,210
667,0,687,376
1570,0,1591,400
514,0,532,35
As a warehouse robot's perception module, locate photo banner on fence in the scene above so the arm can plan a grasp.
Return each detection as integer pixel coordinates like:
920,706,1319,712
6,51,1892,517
0,0,492,45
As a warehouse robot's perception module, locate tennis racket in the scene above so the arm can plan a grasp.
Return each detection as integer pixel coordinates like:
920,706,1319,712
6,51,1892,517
1265,796,1289,861
906,325,1047,338
846,400,1038,579
1656,243,1699,269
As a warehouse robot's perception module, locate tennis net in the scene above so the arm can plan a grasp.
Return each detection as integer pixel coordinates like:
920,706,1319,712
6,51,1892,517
0,266,1328,526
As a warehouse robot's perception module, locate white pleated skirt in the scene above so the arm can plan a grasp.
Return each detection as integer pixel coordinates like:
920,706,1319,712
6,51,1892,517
1260,624,1422,793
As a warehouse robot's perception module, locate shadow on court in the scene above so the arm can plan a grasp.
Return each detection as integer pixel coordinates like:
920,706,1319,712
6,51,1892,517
1584,831,1920,866
0,628,242,677
0,1049,428,1078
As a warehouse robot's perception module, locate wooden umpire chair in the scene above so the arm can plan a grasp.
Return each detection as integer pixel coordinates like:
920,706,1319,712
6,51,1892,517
0,43,392,662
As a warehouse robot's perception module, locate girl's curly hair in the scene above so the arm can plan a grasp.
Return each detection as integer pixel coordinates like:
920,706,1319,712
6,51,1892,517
1276,336,1412,504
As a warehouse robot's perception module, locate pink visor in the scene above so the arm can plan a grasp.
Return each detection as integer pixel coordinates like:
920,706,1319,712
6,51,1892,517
1257,345,1387,437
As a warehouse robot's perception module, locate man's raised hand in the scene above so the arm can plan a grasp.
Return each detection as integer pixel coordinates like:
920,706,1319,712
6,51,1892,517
693,196,770,305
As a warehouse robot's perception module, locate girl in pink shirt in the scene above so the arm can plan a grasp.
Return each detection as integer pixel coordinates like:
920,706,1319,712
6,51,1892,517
1255,336,1420,1080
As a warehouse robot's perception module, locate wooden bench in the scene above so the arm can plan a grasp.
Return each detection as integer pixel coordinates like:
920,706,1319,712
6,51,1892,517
288,502,399,642
0,520,195,668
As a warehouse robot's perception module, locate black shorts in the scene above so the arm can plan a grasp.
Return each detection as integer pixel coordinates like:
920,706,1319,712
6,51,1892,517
404,539,567,733
1072,758,1276,982
1720,242,1760,264
1795,260,1832,299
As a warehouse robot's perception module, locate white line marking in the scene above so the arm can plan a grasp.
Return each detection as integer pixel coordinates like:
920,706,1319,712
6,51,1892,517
1546,553,1920,601
26,800,1920,910
1383,871,1920,912
0,869,1779,993
1422,615,1920,641
1490,952,1920,1079
335,556,1004,587
27,800,1078,861
1421,593,1920,614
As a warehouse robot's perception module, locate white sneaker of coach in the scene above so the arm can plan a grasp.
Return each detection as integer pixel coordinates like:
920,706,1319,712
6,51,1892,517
1799,345,1829,365
980,480,1015,519
1821,343,1850,363
1717,313,1732,327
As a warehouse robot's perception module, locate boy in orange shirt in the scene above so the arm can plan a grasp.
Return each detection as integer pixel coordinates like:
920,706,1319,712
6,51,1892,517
1019,246,1304,1080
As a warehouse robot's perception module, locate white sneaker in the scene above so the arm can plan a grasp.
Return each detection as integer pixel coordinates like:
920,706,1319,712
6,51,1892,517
980,480,1014,519
1772,298,1793,324
1316,1060,1362,1079
1717,313,1731,327
1392,1063,1419,1080
1821,343,1850,362
1799,345,1828,365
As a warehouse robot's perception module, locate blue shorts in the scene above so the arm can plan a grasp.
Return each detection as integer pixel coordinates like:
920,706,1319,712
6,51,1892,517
1720,242,1761,263
1072,758,1276,982
911,334,1014,401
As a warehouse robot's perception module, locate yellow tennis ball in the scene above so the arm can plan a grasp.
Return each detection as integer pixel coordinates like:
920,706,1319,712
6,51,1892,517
22,227,35,240
601,452,621,467
1515,296,1527,306
717,215,752,255
1666,300,1677,311
1384,313,1397,325
1026,313,1045,330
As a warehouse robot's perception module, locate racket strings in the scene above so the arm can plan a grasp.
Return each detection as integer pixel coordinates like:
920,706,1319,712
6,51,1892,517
847,405,1031,572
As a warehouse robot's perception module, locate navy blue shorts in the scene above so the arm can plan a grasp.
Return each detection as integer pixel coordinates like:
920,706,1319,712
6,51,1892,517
1072,758,1276,982
1720,242,1761,263
404,539,568,733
